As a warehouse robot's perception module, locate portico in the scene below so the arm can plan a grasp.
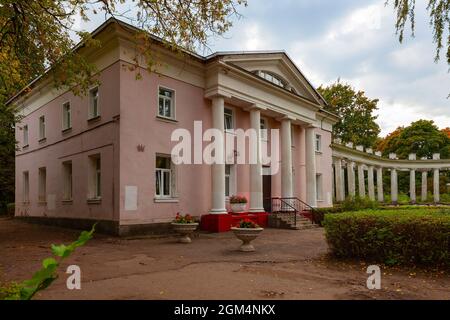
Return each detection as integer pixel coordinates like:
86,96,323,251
201,52,338,231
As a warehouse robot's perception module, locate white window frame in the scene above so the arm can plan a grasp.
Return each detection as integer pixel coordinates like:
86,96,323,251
62,161,73,201
224,107,234,132
39,116,45,140
23,125,28,146
88,87,100,119
315,134,322,152
88,154,101,200
62,101,72,130
23,171,29,203
155,154,177,199
225,164,237,198
316,173,323,201
38,167,46,202
157,86,176,120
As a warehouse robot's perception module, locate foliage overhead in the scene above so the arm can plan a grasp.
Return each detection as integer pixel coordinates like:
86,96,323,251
318,80,381,148
376,120,450,159
0,0,247,213
388,0,450,67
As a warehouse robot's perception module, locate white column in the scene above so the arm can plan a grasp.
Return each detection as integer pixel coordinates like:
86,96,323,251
421,170,428,202
357,164,365,197
347,161,356,197
410,169,416,203
391,168,398,204
334,158,344,202
367,165,375,200
210,96,227,214
305,126,317,207
281,118,293,198
249,107,264,212
376,167,384,202
433,168,440,203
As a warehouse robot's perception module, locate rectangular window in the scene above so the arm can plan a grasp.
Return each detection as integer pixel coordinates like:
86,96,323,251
89,87,100,119
39,116,45,140
224,108,233,131
23,171,29,202
155,155,174,197
260,118,268,141
158,87,175,119
38,167,46,202
62,102,71,130
316,173,323,201
88,154,101,199
63,161,73,200
23,125,28,146
315,134,322,152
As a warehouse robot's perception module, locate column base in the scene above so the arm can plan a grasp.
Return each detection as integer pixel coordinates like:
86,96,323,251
209,208,228,215
248,208,265,213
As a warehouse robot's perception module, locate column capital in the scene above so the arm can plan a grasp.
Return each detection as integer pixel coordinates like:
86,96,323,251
276,115,295,122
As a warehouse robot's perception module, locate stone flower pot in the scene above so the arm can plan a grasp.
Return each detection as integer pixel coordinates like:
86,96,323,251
171,222,199,243
231,227,264,252
230,203,247,213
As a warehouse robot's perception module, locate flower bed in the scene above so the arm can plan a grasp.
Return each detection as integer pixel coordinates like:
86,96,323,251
323,209,450,267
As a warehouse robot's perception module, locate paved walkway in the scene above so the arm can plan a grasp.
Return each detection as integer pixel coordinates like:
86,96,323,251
0,218,448,300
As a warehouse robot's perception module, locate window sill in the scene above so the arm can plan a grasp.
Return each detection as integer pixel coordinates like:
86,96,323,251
22,144,29,150
38,138,47,144
62,199,73,204
22,201,30,205
315,151,323,155
87,115,101,123
156,116,178,123
87,198,102,205
154,198,179,203
62,127,72,134
38,201,47,205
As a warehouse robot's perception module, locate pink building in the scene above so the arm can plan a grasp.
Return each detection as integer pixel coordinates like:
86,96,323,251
11,19,338,235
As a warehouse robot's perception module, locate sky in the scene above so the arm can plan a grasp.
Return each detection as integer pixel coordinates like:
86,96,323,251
75,0,450,136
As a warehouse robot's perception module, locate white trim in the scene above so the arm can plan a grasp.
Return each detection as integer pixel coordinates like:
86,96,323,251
157,85,176,120
61,100,72,131
88,86,100,120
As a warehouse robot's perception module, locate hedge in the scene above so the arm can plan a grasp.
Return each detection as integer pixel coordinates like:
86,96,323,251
323,209,450,267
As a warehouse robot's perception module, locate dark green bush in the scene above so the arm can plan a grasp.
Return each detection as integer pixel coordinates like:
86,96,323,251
6,203,14,216
323,209,450,267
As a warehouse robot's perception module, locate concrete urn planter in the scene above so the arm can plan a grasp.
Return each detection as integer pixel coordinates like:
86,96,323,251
171,223,199,243
230,203,247,213
231,227,264,252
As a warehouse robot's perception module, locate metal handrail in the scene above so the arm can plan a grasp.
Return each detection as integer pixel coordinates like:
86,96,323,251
271,197,316,225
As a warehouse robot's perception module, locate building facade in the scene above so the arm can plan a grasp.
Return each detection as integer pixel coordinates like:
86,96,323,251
12,19,338,235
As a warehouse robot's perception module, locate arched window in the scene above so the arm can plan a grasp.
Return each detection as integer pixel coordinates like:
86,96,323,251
252,70,296,94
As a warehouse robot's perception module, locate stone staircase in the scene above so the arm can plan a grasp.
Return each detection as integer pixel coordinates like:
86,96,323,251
268,213,318,230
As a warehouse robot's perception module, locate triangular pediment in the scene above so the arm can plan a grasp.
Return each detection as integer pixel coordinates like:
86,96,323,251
214,52,325,106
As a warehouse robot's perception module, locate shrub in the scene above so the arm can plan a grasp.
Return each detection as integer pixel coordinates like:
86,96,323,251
340,196,379,211
6,203,14,216
323,209,450,267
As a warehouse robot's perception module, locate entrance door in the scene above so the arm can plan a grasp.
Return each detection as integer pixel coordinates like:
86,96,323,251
263,168,272,212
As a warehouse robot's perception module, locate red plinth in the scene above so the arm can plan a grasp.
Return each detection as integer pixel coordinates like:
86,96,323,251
200,212,268,233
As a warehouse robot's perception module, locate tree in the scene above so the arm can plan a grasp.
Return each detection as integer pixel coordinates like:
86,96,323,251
317,80,381,148
0,0,247,212
376,120,450,159
388,0,449,67
375,126,405,156
442,127,450,138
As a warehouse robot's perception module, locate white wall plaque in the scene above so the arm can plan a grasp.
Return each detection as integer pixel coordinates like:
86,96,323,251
124,186,138,211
